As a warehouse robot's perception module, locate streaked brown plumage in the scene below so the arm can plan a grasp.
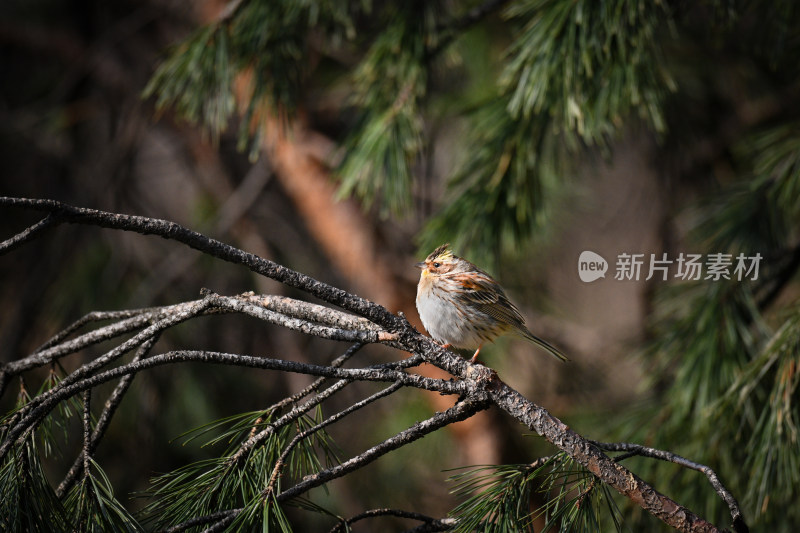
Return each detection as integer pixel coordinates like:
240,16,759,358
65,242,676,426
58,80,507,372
415,244,567,363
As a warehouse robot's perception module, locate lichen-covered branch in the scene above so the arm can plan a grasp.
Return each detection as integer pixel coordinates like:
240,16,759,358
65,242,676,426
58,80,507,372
0,197,747,533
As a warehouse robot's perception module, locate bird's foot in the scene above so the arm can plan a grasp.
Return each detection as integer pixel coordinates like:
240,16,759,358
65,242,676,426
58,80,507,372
469,345,483,364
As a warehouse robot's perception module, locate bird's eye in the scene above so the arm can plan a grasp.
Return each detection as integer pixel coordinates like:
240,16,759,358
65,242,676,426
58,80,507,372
433,262,441,268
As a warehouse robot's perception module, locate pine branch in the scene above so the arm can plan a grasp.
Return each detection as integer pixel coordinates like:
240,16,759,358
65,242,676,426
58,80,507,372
0,298,214,450
187,397,491,531
0,213,58,255
74,389,92,530
32,308,156,354
328,508,455,533
257,342,365,421
0,198,746,532
201,290,391,344
429,0,511,58
335,5,431,216
3,298,212,379
0,197,402,329
1,348,465,464
6,290,392,383
485,368,729,533
592,441,748,533
161,509,237,533
261,382,404,501
226,378,351,469
56,333,161,498
403,519,458,533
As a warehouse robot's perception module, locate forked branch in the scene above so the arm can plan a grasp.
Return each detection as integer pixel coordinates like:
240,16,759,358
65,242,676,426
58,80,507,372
0,197,747,533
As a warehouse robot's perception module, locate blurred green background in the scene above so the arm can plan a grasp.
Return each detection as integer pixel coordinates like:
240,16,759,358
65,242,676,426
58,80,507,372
1,1,798,531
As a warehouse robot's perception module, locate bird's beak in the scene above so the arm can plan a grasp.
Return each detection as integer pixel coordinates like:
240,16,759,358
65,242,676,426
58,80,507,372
415,261,426,270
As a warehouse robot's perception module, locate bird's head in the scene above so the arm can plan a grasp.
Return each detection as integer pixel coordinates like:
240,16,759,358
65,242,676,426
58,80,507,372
415,244,461,278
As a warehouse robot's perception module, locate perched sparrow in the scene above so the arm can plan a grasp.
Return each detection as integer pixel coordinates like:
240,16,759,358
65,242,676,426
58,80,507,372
415,244,567,363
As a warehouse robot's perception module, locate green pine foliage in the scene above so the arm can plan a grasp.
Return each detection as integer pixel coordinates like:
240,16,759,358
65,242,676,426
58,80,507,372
143,0,366,151
0,438,71,532
335,3,437,217
142,0,679,258
448,454,623,533
143,408,339,531
144,25,236,142
726,317,800,519
418,96,565,262
501,0,673,141
63,459,143,532
0,382,71,532
1,0,790,530
625,114,800,529
422,0,676,258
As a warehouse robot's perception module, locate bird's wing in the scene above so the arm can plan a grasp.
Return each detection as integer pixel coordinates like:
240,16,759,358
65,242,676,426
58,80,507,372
448,271,569,362
448,271,526,327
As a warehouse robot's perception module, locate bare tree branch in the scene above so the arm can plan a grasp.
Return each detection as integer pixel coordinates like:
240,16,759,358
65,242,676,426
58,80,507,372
32,308,156,354
0,197,403,329
262,381,404,500
593,440,749,533
484,370,727,533
192,397,491,531
328,508,455,533
56,333,161,498
0,197,748,533
277,396,489,502
402,518,458,533
3,298,211,377
0,214,58,255
161,509,238,533
0,348,464,463
201,290,391,344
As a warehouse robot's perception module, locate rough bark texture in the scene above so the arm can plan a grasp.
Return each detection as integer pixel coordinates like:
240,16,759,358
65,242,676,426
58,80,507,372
0,198,742,533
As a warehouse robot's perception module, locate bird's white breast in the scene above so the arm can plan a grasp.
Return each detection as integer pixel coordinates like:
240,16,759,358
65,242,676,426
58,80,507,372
416,276,486,349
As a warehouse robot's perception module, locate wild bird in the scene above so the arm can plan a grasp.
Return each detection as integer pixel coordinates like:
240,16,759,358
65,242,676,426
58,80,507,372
415,244,567,363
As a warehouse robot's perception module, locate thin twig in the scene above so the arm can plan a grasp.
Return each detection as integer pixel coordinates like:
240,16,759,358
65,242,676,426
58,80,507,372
231,379,352,467
592,440,749,533
81,389,92,478
262,381,404,500
240,292,383,333
0,299,214,453
187,397,490,531
277,397,490,502
256,342,364,425
161,509,238,533
35,309,153,353
7,314,153,376
0,197,404,330
0,214,59,255
402,519,457,533
56,333,161,497
328,508,454,533
3,298,211,377
0,198,743,532
0,349,464,463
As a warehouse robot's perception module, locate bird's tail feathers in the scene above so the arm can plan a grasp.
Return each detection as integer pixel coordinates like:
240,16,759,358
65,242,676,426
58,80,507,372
520,329,569,362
